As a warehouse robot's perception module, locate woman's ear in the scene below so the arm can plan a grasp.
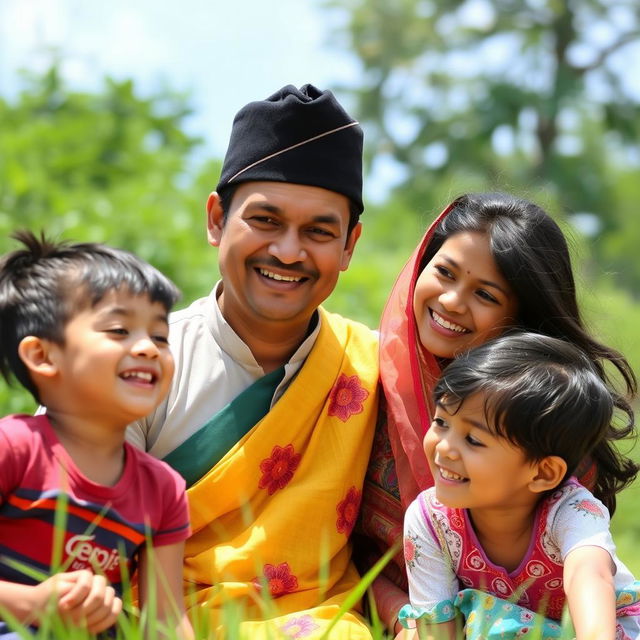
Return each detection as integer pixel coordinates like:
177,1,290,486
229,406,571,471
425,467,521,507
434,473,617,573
529,456,567,493
17,336,59,378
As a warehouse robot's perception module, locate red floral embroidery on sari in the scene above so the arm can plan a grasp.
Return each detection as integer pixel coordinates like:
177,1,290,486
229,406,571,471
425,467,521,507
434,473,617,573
253,562,299,598
259,444,302,495
327,374,369,423
336,486,361,535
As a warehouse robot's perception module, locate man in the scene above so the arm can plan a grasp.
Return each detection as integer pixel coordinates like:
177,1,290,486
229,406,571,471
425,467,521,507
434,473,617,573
128,84,379,639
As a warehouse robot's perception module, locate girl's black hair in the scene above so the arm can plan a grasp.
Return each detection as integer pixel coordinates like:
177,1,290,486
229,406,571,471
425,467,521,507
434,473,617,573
424,192,637,512
0,230,180,403
434,332,638,514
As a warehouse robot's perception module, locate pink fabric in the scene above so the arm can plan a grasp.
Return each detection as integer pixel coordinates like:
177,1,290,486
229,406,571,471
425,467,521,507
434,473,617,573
354,202,456,597
378,202,454,509
420,489,567,619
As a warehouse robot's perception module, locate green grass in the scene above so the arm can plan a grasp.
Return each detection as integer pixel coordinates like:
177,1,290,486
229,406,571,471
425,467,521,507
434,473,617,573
610,439,640,576
2,443,639,639
1,520,626,640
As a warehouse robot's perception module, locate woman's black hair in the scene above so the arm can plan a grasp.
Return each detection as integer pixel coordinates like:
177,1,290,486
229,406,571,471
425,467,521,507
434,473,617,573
0,230,180,403
424,192,637,511
434,332,638,514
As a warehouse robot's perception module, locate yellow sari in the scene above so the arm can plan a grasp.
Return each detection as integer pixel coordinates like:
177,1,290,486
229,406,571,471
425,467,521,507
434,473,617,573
184,308,379,639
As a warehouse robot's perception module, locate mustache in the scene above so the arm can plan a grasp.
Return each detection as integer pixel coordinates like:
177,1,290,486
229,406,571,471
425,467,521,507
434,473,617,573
249,257,318,280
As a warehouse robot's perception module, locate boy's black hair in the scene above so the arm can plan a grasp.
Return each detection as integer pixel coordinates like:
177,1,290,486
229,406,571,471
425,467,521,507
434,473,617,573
0,230,180,403
434,332,638,514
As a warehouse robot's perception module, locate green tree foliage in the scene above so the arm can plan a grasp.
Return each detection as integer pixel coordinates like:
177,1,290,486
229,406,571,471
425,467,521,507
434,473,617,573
1,57,638,421
326,0,640,291
0,51,638,578
0,66,221,413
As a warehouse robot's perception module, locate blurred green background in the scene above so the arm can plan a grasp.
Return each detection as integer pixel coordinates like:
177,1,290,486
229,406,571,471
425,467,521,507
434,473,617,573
1,0,638,571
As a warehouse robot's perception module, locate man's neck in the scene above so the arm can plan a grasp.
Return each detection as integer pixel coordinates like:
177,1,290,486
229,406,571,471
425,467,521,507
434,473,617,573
230,315,317,373
216,295,318,374
214,283,319,372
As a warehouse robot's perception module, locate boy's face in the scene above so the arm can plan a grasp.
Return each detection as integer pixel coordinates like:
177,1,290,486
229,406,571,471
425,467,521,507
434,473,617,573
47,288,174,427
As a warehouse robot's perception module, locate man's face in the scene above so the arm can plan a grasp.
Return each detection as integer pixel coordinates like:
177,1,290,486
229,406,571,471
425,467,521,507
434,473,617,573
207,181,361,336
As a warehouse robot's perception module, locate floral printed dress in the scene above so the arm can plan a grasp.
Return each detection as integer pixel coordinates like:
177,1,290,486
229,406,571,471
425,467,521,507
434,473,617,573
399,479,640,639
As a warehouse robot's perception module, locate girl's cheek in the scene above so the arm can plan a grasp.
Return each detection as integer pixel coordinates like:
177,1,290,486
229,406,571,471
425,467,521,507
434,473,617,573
423,431,437,457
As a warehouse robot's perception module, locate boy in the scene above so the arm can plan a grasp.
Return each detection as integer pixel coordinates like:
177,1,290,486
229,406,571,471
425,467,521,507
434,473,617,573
0,231,192,638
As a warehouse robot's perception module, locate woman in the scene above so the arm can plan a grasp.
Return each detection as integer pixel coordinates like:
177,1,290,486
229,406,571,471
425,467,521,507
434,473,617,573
355,192,637,635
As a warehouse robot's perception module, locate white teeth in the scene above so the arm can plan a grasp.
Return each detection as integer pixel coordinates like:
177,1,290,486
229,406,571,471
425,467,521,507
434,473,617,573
440,468,466,481
432,311,468,333
259,269,302,282
122,371,153,382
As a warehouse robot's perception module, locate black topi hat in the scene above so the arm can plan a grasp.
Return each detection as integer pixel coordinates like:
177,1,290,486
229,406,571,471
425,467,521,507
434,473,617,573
216,84,364,214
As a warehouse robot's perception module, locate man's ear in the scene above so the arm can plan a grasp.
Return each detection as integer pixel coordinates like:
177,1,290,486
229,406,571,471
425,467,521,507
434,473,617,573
529,456,567,494
206,192,225,247
17,336,59,379
340,221,362,271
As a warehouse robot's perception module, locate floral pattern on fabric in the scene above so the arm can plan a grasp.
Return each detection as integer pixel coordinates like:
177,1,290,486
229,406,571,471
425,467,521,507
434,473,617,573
278,615,320,638
365,402,400,499
432,508,463,570
570,497,605,519
336,486,361,535
404,482,640,638
253,562,299,598
399,598,457,626
401,590,564,637
401,587,640,639
258,444,301,495
327,374,369,422
404,530,423,570
422,489,566,618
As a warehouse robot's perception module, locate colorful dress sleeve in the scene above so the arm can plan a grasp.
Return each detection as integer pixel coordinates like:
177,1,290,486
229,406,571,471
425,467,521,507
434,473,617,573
399,491,459,627
547,482,614,560
547,481,640,640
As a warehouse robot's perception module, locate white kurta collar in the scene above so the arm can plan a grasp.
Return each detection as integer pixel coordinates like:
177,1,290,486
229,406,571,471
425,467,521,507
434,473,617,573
205,281,321,378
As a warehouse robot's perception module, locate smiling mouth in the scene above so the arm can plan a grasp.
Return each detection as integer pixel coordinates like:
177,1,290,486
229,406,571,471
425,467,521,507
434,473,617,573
120,370,157,384
438,467,468,482
257,268,307,283
431,310,469,334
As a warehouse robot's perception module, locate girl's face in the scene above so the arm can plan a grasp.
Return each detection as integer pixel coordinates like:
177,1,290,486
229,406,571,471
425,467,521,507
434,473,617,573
423,393,539,512
413,231,518,359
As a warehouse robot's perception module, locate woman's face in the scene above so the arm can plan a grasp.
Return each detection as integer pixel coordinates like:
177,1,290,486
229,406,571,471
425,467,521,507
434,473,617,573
413,231,518,359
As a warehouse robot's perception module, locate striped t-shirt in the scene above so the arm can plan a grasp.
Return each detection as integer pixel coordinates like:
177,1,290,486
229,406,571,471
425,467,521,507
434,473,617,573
0,414,190,594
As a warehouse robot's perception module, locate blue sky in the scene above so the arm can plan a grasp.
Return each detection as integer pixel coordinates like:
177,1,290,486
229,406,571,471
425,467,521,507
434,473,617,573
0,0,360,166
5,1,637,206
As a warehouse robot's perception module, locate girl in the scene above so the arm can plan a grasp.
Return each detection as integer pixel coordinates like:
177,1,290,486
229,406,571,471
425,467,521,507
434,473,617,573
399,332,640,639
355,193,637,633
